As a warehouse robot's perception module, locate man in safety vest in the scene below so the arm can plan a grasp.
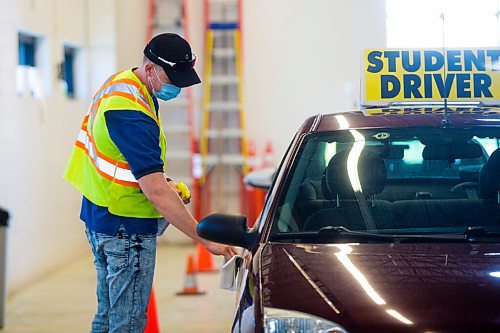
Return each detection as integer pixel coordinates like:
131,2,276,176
64,33,237,332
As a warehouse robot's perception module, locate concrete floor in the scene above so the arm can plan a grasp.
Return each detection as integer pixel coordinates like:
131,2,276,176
0,243,236,333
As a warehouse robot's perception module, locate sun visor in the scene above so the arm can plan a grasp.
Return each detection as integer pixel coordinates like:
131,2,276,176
361,48,500,108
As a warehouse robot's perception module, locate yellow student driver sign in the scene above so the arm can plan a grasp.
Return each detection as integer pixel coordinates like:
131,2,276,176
362,48,500,106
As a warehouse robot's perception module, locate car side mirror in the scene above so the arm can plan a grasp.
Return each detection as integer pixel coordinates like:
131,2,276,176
196,213,258,250
244,167,276,190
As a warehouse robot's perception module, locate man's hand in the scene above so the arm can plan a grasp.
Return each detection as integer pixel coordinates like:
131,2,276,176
165,177,191,204
176,182,191,204
244,251,253,269
204,242,239,261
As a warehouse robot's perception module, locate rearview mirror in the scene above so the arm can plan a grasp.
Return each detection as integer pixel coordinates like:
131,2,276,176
423,142,483,161
196,213,258,250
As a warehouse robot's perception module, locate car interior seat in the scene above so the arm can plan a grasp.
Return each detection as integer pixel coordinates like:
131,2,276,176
303,149,395,231
479,148,500,202
322,149,387,203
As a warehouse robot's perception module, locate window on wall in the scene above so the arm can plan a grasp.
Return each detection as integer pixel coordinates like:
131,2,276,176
386,0,500,47
19,34,36,67
17,32,45,98
62,46,77,99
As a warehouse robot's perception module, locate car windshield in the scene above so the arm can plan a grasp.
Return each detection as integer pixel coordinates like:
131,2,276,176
270,126,500,242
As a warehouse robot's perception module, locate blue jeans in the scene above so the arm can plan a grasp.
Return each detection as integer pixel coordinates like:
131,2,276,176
85,226,157,333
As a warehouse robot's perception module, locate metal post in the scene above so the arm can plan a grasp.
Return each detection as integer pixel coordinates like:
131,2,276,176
0,207,9,329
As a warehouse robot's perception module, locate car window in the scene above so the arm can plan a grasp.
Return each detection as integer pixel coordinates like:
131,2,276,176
270,127,500,240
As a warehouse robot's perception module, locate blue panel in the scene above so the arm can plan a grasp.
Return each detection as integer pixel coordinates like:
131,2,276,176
64,47,75,98
209,22,238,30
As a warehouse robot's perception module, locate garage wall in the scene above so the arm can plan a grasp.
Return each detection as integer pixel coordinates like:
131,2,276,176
182,0,387,165
0,0,120,295
243,0,387,164
118,1,385,170
115,0,149,71
0,0,187,295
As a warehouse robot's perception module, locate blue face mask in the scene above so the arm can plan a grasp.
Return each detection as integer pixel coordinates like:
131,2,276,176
150,67,181,101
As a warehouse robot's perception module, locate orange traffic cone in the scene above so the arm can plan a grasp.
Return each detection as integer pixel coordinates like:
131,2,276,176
176,255,206,296
197,243,217,272
144,287,160,333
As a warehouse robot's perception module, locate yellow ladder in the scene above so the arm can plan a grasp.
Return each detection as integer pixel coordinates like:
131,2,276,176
200,0,248,213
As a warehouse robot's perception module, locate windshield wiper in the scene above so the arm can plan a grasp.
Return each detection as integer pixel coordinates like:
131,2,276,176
270,226,402,243
317,226,398,241
320,226,500,242
316,226,470,242
270,226,500,243
462,226,500,241
402,227,500,242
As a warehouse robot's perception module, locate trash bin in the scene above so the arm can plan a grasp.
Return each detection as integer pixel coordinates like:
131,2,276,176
0,207,8,329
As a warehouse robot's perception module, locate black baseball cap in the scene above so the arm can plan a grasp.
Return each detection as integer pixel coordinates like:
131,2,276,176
144,33,201,88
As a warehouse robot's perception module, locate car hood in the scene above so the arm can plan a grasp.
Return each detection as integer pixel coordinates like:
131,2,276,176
259,242,500,332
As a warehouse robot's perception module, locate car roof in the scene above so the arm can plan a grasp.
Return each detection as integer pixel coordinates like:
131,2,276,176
305,106,500,133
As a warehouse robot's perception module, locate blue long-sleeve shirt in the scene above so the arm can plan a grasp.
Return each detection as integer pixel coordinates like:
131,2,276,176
80,102,164,235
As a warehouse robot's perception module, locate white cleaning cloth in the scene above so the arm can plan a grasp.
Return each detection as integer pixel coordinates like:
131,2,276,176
220,254,245,291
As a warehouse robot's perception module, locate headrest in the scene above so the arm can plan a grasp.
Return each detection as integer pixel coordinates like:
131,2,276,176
322,150,387,199
479,148,500,199
297,180,317,200
423,142,483,161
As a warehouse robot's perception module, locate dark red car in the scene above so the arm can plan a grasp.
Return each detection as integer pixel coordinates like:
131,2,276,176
198,107,500,333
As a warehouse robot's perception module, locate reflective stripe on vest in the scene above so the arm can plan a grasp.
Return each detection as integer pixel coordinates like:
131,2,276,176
74,129,138,187
74,74,161,188
89,78,158,125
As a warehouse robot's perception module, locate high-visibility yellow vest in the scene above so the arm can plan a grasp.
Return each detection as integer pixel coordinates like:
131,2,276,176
64,69,167,218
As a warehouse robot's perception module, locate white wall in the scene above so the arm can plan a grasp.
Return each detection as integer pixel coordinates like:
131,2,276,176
178,0,387,165
243,0,387,164
116,0,149,70
88,0,119,92
0,0,124,295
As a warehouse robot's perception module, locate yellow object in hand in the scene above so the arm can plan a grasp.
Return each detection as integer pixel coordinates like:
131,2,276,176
176,182,191,201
